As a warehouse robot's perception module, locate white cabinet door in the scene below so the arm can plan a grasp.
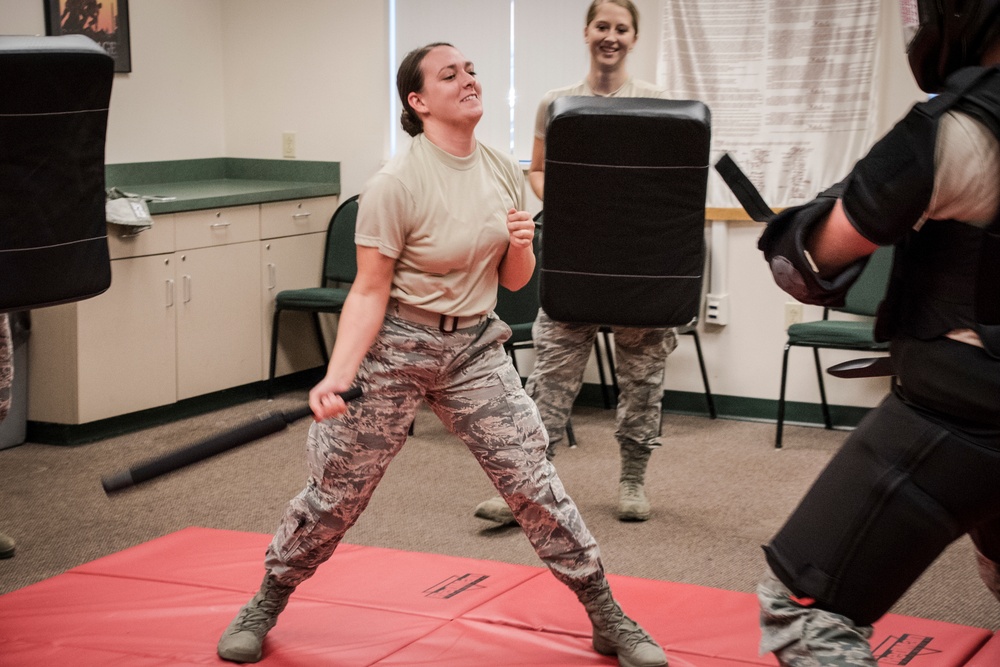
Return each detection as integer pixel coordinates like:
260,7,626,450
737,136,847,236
261,232,329,379
176,241,263,400
76,254,179,422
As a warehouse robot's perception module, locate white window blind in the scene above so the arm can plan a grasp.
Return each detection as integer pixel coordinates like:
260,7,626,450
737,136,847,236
390,0,593,161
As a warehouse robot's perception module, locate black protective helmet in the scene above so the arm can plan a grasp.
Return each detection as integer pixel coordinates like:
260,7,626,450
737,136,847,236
902,0,1000,92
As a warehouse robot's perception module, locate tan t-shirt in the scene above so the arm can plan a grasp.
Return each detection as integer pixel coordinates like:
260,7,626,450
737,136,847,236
356,133,524,317
927,110,1000,228
920,110,1000,347
534,78,668,141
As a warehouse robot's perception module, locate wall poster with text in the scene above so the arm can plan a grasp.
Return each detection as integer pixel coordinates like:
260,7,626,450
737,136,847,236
45,0,131,73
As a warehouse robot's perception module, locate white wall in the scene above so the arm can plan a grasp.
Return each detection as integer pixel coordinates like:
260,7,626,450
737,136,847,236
1,0,386,198
106,0,227,162
219,0,388,199
0,0,906,413
1,0,44,32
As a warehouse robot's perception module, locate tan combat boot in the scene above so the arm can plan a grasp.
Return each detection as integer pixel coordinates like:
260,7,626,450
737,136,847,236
578,577,667,667
618,442,652,521
0,532,14,559
217,575,295,663
473,495,517,525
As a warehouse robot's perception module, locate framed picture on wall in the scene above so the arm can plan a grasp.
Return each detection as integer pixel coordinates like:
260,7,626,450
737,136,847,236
44,0,132,73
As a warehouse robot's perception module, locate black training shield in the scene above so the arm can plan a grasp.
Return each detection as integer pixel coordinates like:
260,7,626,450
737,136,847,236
0,35,114,313
540,97,711,327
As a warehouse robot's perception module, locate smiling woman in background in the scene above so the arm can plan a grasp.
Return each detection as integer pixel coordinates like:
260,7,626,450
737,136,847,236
474,0,678,527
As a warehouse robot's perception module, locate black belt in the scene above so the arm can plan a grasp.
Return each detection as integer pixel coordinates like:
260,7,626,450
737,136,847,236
387,298,487,332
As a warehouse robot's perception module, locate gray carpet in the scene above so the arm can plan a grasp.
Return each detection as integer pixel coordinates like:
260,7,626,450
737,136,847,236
1,395,998,632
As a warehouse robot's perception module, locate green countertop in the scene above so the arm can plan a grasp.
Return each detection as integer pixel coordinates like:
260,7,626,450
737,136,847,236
105,158,340,214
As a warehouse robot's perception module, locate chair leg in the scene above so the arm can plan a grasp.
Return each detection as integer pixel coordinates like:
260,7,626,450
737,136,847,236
776,343,792,448
812,347,833,429
689,329,717,419
602,328,620,401
507,346,520,375
593,338,614,410
268,309,283,399
566,418,578,448
310,313,330,366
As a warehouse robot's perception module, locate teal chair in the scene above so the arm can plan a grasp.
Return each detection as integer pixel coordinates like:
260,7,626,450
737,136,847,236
775,245,894,448
494,213,577,447
267,195,359,398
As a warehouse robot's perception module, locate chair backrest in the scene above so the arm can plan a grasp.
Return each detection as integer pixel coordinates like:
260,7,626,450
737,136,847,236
494,212,543,327
835,245,894,317
322,195,360,286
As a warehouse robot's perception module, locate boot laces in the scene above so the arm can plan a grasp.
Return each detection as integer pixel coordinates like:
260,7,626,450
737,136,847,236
233,593,286,633
621,479,644,496
591,592,654,648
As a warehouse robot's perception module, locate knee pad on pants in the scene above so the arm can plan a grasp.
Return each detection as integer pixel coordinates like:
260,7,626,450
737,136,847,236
764,393,971,626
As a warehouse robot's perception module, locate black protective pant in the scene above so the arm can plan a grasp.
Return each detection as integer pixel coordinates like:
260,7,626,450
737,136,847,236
764,337,1000,626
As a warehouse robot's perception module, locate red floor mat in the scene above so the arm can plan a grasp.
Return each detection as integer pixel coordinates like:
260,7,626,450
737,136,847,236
0,527,992,666
965,632,1000,666
466,571,993,666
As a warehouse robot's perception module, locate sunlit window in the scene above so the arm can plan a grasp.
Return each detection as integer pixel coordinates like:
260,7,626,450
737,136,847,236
388,0,588,162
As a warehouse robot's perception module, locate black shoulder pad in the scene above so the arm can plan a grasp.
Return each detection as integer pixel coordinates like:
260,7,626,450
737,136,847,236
841,104,937,245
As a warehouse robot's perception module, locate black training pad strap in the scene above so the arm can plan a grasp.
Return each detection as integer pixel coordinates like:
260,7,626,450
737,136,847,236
713,153,775,223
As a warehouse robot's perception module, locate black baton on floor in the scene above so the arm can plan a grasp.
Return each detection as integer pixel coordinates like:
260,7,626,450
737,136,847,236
101,386,363,494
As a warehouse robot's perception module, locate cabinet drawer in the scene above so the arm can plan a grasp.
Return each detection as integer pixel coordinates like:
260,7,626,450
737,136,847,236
175,205,260,250
261,196,339,239
107,214,176,259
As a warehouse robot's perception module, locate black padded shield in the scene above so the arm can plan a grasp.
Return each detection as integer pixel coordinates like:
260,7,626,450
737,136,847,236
540,96,710,326
0,35,114,313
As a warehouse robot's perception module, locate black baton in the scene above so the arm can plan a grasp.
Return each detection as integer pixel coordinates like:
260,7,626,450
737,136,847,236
101,386,363,494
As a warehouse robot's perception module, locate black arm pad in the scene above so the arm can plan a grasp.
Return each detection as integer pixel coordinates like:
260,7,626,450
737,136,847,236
757,196,868,307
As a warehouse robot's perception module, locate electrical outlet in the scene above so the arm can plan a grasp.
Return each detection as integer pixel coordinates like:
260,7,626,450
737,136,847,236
785,301,803,328
705,293,729,325
282,132,296,159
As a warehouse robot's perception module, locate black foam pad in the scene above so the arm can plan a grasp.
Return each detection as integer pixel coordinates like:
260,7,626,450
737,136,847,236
540,96,710,327
0,35,114,313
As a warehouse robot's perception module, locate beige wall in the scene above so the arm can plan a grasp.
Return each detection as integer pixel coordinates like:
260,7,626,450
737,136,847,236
219,0,388,198
1,0,387,199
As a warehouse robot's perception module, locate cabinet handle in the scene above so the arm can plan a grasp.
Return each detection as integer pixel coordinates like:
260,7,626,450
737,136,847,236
267,263,276,290
210,221,231,229
292,212,311,220
166,279,174,307
183,275,192,303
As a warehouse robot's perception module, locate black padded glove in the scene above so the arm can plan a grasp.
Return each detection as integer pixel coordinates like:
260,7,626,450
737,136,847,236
757,195,866,308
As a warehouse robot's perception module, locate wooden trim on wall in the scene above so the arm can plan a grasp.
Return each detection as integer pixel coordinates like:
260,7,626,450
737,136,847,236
705,207,784,222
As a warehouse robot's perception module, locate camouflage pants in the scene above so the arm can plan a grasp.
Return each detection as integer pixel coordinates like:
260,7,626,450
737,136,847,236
0,313,11,422
264,314,603,593
524,309,676,452
758,566,877,667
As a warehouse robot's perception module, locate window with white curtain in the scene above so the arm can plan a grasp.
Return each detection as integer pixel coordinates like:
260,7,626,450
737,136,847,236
389,0,593,162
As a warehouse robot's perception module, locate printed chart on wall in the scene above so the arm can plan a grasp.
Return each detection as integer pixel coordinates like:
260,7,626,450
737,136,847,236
657,0,883,214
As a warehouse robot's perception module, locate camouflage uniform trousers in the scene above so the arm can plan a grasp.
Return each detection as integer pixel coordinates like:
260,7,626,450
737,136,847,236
264,313,604,593
524,308,677,454
0,313,11,422
757,566,877,667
